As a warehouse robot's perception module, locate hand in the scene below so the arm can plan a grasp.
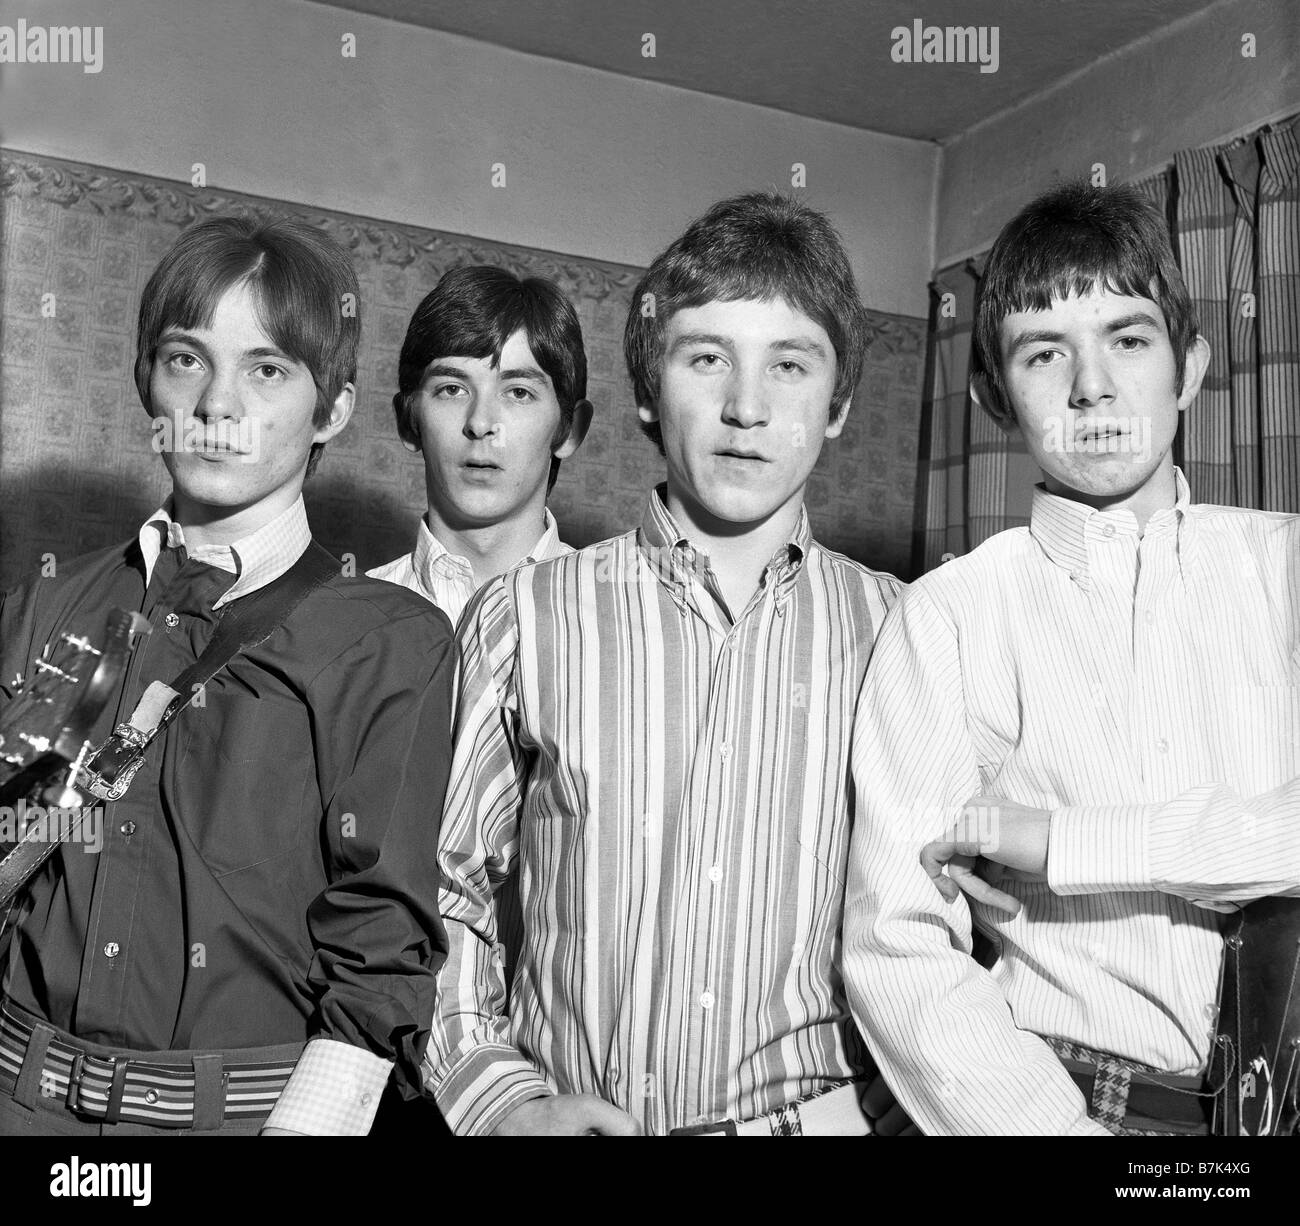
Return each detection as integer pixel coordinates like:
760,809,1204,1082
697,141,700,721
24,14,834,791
920,794,1053,916
492,1093,643,1136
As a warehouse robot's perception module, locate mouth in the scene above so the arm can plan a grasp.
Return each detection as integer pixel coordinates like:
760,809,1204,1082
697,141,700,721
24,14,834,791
462,460,502,470
715,449,768,463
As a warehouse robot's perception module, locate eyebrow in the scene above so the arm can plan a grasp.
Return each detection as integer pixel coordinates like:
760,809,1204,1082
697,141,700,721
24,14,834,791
1005,311,1165,358
668,332,830,360
157,333,296,363
424,362,548,384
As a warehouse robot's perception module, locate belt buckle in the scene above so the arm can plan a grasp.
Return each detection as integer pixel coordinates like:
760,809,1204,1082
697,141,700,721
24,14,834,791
79,723,150,802
671,1118,738,1136
63,1050,88,1113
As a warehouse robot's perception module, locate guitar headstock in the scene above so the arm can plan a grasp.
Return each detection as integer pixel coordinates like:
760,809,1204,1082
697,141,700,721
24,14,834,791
0,609,136,806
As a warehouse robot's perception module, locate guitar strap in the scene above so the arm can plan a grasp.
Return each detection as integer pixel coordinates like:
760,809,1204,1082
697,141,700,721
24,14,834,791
0,542,339,911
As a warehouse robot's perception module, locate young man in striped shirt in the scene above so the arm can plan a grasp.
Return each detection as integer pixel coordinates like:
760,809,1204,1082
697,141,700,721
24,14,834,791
368,267,592,628
426,192,904,1135
845,181,1300,1135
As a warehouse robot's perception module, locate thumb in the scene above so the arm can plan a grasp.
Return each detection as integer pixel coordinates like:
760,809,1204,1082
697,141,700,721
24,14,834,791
584,1098,644,1136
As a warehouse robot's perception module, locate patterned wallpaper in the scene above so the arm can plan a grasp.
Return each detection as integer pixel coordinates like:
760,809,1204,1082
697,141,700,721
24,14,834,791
0,150,926,593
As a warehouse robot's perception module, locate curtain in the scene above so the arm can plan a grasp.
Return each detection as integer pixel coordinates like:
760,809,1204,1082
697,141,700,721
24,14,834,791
915,114,1300,572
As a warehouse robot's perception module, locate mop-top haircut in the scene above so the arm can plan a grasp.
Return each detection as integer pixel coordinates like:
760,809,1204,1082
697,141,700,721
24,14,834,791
972,180,1199,426
624,191,869,453
134,214,360,476
393,265,588,494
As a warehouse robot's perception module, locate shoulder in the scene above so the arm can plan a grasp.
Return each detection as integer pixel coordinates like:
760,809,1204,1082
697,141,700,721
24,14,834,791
804,540,904,606
365,552,414,584
303,569,455,662
895,526,1036,615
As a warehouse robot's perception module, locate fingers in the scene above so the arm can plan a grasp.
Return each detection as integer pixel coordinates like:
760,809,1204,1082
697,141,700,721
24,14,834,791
873,1099,914,1137
580,1096,644,1136
948,869,1021,916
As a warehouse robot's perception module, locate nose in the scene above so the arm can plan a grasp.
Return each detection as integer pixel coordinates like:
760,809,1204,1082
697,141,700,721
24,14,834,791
721,365,771,429
462,391,499,442
1069,349,1116,410
194,366,242,422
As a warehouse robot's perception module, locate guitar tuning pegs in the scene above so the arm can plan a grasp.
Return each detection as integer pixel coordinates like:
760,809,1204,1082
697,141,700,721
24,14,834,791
60,633,101,657
9,674,23,691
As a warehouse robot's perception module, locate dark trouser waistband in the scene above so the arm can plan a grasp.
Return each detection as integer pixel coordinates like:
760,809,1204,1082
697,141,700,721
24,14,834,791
0,999,302,1130
1044,1035,1212,1135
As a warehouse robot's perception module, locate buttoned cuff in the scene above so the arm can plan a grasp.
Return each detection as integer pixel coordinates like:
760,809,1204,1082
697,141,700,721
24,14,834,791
262,1038,392,1135
427,1041,553,1136
1047,804,1158,893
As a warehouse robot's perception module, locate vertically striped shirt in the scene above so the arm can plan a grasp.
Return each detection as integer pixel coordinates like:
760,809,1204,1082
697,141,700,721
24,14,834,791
427,485,900,1135
845,470,1300,1135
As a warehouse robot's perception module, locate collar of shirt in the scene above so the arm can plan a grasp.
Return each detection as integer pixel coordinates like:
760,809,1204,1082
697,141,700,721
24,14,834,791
636,482,810,609
410,507,566,595
137,496,312,608
1029,466,1195,593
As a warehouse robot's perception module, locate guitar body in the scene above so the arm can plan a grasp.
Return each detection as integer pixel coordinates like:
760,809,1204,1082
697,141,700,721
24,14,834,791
0,609,136,909
1214,896,1300,1136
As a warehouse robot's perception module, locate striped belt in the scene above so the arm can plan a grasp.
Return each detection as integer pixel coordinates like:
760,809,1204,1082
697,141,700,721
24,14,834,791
670,1080,888,1136
1044,1035,1212,1136
0,1002,301,1130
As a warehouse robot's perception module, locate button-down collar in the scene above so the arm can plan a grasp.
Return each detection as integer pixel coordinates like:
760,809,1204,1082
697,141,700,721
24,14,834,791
138,496,312,608
1030,467,1195,592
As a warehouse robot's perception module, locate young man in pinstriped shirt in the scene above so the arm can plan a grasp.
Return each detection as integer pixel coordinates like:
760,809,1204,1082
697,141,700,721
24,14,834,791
845,181,1300,1136
426,192,908,1135
368,267,592,629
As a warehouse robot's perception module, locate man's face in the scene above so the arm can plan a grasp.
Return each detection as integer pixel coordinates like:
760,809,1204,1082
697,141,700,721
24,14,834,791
410,329,568,531
643,297,842,530
149,281,348,528
995,286,1206,508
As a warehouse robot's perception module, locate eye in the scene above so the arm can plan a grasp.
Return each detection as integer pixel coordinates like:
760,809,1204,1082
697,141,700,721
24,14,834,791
1025,349,1061,367
432,383,467,400
253,363,286,381
774,360,807,375
164,352,202,372
1114,335,1148,352
691,353,725,370
504,386,537,403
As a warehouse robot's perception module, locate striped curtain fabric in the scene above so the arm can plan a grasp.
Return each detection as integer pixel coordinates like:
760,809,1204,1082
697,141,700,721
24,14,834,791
915,114,1300,572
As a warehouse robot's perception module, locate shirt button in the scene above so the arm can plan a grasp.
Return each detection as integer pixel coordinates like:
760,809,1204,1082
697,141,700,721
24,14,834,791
163,613,180,629
1144,610,1155,626
120,821,136,837
699,990,715,1010
144,1089,159,1105
359,1092,372,1106
1156,738,1170,754
103,942,120,959
727,637,738,653
707,865,723,884
719,743,732,762
1102,524,1116,539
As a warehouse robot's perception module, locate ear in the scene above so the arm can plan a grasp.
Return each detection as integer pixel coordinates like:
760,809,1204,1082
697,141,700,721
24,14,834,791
970,372,1018,436
313,383,355,446
823,394,852,441
554,399,593,460
1176,335,1211,412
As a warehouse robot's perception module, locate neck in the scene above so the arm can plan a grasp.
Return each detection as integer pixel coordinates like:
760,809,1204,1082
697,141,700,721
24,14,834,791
1045,459,1178,535
425,501,549,587
170,488,300,551
664,483,804,615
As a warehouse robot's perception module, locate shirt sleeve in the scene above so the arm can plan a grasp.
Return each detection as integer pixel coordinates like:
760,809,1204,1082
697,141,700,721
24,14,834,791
261,1037,392,1135
301,601,457,1103
424,579,554,1136
1049,778,1300,907
842,585,1108,1136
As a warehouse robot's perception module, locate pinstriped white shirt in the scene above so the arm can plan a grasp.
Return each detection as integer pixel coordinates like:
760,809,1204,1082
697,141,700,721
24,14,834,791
845,470,1300,1136
367,508,569,629
427,486,900,1135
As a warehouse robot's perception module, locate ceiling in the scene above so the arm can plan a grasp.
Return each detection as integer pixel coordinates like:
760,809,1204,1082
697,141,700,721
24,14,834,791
311,0,1222,141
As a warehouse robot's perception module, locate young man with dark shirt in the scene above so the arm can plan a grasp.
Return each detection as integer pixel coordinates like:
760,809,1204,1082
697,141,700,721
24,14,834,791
0,216,456,1136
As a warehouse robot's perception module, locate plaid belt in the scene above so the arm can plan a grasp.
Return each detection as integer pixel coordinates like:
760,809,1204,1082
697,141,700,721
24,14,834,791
1043,1035,1213,1136
670,1081,883,1136
0,1001,300,1130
